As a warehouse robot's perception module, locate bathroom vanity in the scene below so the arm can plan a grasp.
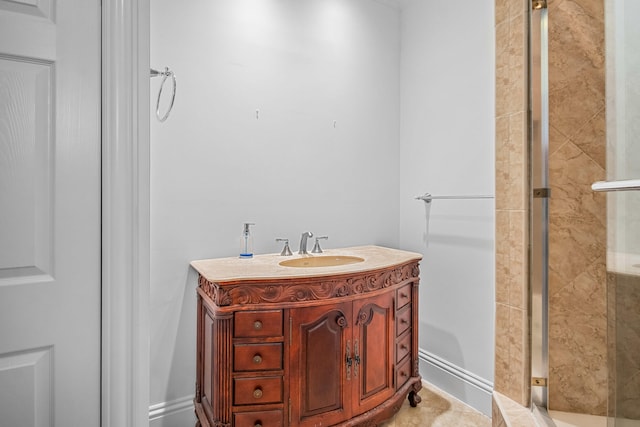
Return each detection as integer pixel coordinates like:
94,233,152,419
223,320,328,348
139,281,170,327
190,245,422,427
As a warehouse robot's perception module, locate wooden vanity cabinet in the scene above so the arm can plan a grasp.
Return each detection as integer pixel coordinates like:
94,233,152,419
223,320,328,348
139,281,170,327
290,292,396,427
194,256,422,427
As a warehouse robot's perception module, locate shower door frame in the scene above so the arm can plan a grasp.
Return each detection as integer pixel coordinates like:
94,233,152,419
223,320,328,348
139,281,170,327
529,1,554,425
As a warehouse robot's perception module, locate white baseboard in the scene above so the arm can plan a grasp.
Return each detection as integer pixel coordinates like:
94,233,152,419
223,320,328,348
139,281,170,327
419,348,493,416
149,395,196,427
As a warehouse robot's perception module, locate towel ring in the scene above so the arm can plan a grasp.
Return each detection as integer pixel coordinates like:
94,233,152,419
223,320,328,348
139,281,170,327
150,67,176,122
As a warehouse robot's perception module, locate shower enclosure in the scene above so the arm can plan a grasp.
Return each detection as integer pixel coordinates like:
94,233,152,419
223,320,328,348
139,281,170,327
530,0,640,426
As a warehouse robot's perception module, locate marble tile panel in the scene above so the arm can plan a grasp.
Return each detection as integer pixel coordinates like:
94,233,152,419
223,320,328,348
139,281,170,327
508,210,527,310
492,396,507,427
548,141,606,289
506,112,527,211
493,391,538,427
548,0,605,142
548,257,608,415
548,0,605,94
505,13,527,115
495,20,510,118
548,0,605,32
495,116,510,211
549,71,605,141
495,0,509,27
496,0,527,33
495,302,511,395
614,273,640,419
571,107,606,170
548,220,605,288
495,210,510,304
507,0,527,19
496,113,526,211
549,124,569,160
508,306,528,405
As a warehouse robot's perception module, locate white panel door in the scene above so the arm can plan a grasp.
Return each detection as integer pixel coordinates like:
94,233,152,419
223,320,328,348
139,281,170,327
0,0,101,426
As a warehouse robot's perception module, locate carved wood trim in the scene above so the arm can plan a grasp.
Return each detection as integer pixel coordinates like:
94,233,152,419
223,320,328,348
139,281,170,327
199,261,420,307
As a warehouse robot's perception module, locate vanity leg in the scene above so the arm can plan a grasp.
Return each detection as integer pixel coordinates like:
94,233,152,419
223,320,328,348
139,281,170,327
408,391,421,408
408,381,422,407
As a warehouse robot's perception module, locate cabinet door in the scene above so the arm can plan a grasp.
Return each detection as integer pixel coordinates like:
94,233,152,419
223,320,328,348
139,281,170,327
352,293,395,413
289,303,352,427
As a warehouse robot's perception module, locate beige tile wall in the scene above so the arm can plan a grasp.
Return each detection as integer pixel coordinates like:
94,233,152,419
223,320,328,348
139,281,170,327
494,0,608,422
494,0,530,409
546,0,607,415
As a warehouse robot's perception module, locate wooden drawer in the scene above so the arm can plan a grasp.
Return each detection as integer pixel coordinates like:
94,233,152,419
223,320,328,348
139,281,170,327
234,343,283,372
396,284,412,309
395,356,412,388
234,410,284,427
396,330,411,363
235,310,283,338
234,376,283,405
396,305,411,337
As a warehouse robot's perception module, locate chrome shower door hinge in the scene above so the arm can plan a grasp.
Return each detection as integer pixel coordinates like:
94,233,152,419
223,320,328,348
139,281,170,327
532,0,548,10
532,377,548,387
533,187,551,198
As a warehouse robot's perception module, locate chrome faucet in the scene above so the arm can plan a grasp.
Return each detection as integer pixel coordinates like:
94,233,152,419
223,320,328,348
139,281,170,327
298,231,313,254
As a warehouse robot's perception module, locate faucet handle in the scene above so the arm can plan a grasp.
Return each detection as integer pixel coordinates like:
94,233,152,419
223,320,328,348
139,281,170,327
276,238,293,256
311,236,328,253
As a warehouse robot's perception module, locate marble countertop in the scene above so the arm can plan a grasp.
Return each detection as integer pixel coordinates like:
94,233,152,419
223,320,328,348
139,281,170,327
191,245,422,283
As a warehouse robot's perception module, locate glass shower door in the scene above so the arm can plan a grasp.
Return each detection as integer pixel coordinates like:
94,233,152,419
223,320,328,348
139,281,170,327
598,1,640,426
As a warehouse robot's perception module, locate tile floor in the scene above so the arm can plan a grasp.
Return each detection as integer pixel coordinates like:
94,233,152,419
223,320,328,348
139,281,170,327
381,382,491,427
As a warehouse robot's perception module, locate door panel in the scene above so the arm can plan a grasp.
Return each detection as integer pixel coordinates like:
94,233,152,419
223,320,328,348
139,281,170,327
0,58,53,283
0,0,101,425
353,293,395,412
290,303,352,427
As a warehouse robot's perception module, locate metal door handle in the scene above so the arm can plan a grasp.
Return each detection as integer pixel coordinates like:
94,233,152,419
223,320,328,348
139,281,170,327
591,179,640,192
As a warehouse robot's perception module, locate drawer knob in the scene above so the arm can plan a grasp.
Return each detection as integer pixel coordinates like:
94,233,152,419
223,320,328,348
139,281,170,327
254,423,263,427
253,354,263,364
401,318,408,324
400,344,408,350
253,387,263,399
400,370,408,377
253,320,263,330
401,293,408,299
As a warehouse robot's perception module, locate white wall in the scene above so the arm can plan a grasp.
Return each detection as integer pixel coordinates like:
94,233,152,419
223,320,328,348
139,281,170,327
150,0,496,423
398,0,495,415
149,0,401,424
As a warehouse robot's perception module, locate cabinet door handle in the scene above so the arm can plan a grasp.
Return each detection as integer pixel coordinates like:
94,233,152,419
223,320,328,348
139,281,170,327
253,320,263,330
346,340,352,381
253,354,263,364
354,339,360,378
253,388,263,399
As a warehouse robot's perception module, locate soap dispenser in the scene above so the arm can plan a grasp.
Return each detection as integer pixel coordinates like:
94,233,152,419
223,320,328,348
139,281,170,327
239,222,255,259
